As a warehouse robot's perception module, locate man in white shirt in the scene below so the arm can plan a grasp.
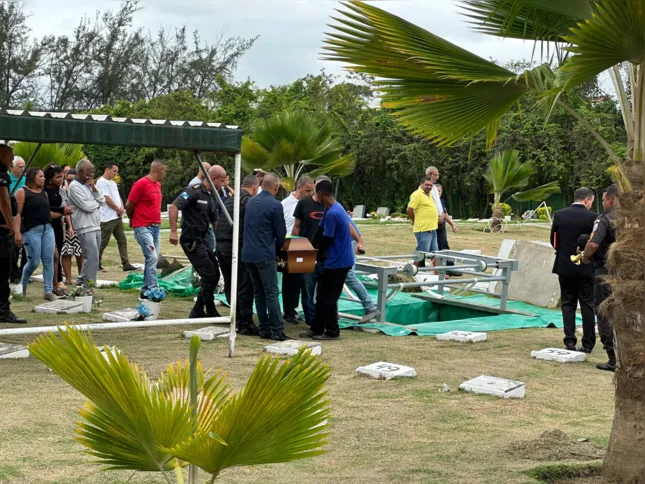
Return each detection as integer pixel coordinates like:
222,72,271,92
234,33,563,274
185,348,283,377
281,175,314,324
97,161,137,272
425,166,445,224
189,162,211,186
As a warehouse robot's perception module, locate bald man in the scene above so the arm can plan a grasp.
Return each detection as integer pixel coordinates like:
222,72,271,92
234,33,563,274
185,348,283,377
68,159,106,287
0,144,26,323
189,162,212,186
126,160,167,299
242,172,288,341
169,165,226,318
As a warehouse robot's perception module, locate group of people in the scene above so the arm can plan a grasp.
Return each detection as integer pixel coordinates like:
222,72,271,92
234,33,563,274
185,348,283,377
551,185,618,372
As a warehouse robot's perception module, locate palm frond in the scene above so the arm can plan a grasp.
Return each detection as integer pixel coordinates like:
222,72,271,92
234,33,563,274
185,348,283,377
12,142,86,169
512,181,561,201
307,153,356,178
460,0,592,42
165,348,331,477
483,150,534,199
324,1,554,147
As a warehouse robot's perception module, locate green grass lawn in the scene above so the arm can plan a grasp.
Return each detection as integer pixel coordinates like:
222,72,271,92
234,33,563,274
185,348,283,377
0,223,614,484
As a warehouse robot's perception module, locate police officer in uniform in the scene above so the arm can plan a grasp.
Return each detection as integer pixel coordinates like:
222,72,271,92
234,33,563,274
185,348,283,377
0,144,26,324
169,165,227,319
582,184,619,372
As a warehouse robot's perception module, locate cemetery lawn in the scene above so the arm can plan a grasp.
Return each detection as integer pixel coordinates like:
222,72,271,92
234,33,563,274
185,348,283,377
0,223,613,484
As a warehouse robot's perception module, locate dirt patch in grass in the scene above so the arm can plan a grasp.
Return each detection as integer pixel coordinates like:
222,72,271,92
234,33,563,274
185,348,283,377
508,430,605,462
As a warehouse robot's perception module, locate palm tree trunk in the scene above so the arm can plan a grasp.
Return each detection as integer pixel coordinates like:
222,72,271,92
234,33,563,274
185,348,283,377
602,160,645,483
491,194,503,232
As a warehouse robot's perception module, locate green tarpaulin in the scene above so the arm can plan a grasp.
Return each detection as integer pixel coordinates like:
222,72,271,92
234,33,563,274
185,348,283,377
119,269,199,298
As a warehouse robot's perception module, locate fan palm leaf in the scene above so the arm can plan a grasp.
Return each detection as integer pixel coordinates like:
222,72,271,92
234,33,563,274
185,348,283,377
512,181,561,202
12,142,86,169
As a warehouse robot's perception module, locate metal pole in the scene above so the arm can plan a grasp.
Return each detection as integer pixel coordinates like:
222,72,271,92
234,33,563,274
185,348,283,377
10,142,42,196
375,268,388,322
362,277,507,289
228,153,242,358
0,317,231,337
193,151,233,226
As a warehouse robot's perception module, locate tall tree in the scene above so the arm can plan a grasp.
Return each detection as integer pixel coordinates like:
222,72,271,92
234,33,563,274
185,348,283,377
324,2,645,481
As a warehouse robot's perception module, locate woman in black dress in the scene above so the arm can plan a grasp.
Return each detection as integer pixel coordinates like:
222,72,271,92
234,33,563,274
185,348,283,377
44,164,73,296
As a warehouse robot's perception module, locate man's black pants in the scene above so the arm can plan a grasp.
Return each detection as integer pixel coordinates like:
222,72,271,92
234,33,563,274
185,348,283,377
594,269,614,354
0,229,12,305
282,272,306,318
9,240,24,283
180,235,220,306
559,275,595,349
437,222,454,267
312,267,350,337
216,242,254,327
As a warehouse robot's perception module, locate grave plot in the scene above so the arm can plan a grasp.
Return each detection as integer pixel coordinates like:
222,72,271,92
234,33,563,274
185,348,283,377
264,340,322,356
183,326,230,341
531,348,586,363
103,308,140,322
459,375,525,399
436,331,487,342
34,300,85,315
356,362,416,380
0,343,29,359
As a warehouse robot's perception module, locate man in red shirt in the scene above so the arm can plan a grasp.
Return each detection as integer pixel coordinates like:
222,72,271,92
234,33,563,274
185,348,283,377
126,160,166,299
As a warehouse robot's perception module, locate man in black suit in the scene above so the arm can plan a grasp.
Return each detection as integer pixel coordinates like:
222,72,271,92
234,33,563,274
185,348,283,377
550,187,597,352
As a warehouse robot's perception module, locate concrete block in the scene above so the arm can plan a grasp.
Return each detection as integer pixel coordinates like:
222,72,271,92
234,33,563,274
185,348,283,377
353,205,366,219
459,375,525,399
30,274,117,288
356,362,416,380
0,343,29,359
494,239,560,308
436,331,487,343
264,340,322,356
97,345,121,362
103,308,140,322
183,326,229,341
531,348,586,363
376,207,390,217
34,300,84,314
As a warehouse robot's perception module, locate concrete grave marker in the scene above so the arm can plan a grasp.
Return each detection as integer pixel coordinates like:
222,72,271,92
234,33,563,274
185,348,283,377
376,207,390,217
183,326,230,341
531,348,586,363
353,205,366,219
436,331,487,343
34,300,84,315
356,361,416,380
459,375,525,399
97,345,121,362
30,274,118,288
103,308,140,322
264,340,322,356
0,343,29,359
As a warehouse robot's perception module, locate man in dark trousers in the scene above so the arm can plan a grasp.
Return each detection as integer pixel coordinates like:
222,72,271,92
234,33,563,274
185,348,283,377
168,165,226,319
583,184,619,372
242,173,287,341
215,175,260,336
0,144,26,324
301,179,354,341
550,187,597,352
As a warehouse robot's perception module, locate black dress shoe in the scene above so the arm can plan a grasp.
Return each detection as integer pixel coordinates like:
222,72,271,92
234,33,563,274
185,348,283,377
122,264,138,272
238,324,261,336
597,361,616,372
0,312,27,324
284,314,303,325
260,331,273,340
565,345,577,351
270,333,290,342
299,329,315,339
313,333,340,341
577,346,593,354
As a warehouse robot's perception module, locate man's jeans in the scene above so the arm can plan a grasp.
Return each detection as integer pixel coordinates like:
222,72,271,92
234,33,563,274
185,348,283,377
414,230,439,254
134,225,160,293
345,268,377,312
21,224,55,293
247,260,284,335
302,263,323,326
77,230,101,287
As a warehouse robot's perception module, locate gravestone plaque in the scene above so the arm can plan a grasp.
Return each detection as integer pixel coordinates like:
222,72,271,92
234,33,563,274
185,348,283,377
103,308,139,322
459,375,525,399
183,326,230,341
356,362,416,380
376,207,390,217
353,205,366,219
531,348,586,363
436,331,487,343
264,340,322,356
0,343,29,359
34,300,84,315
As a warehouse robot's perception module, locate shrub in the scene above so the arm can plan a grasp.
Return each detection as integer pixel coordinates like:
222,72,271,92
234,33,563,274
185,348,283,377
498,203,512,217
537,206,553,220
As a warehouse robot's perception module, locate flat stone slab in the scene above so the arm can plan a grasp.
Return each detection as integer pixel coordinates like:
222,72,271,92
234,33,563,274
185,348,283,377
436,331,488,343
34,300,84,314
0,343,29,359
97,345,121,362
459,375,525,399
183,326,230,341
264,340,322,356
531,348,586,363
103,308,140,322
30,274,118,288
356,362,417,380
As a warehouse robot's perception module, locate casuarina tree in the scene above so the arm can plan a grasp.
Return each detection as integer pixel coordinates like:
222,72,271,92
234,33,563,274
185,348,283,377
324,1,645,482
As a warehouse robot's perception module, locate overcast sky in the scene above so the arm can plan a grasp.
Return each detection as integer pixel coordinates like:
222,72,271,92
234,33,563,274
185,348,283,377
25,0,541,88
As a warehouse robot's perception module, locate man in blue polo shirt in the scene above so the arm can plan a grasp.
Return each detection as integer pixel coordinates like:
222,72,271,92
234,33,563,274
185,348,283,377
302,179,353,341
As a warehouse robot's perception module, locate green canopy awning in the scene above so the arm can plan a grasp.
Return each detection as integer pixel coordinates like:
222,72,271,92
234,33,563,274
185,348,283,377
0,110,243,152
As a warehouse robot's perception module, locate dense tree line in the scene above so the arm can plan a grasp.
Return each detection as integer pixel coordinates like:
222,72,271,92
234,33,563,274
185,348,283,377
1,1,625,217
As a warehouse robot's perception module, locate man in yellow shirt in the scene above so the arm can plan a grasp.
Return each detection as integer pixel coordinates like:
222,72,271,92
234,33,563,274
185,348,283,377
407,176,439,266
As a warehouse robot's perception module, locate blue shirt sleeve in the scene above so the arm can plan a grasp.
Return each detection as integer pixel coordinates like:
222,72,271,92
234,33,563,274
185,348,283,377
323,210,338,238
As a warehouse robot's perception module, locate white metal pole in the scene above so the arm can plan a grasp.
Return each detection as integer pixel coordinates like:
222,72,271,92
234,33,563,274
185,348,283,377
0,317,231,336
229,153,242,358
